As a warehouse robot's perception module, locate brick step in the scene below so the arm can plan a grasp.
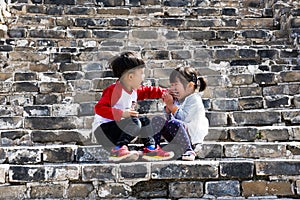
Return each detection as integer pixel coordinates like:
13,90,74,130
1,142,299,165
0,159,300,199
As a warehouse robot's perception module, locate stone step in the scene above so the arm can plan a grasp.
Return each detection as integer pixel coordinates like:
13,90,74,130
2,125,299,146
1,142,299,165
0,159,300,199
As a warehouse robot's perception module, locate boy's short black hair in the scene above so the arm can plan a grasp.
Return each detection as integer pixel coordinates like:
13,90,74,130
109,51,145,78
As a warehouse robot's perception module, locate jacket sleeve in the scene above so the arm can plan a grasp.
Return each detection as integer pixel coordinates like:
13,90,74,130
137,86,166,100
94,85,123,121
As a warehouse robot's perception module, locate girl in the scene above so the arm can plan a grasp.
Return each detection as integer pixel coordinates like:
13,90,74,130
152,66,209,161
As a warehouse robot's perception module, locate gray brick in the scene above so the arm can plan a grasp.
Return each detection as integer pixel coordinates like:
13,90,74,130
131,30,158,39
92,30,127,39
233,111,281,125
282,110,300,124
180,31,216,40
24,117,77,130
45,165,80,181
43,146,75,163
82,164,118,182
220,161,254,178
119,163,149,181
13,82,39,92
259,127,290,142
67,183,94,199
171,50,191,59
215,49,236,60
9,166,45,182
0,185,27,199
279,71,300,82
225,143,286,158
151,161,218,180
265,95,290,108
229,127,258,142
206,180,240,197
30,183,64,199
211,98,239,111
241,30,269,38
39,82,66,93
206,112,228,126
256,160,300,176
169,181,204,198
29,30,65,38
238,96,264,110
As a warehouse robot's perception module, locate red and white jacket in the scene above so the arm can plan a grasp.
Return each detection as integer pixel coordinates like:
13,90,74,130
92,80,166,132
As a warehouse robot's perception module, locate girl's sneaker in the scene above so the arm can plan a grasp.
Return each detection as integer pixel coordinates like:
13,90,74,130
109,145,139,162
142,146,174,161
182,150,196,161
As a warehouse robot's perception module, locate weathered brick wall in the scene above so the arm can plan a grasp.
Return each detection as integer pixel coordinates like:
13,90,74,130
0,0,300,199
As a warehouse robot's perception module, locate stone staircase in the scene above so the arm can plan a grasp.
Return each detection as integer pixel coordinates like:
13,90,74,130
0,0,300,199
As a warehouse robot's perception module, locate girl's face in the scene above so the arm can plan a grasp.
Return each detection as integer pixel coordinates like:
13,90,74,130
169,77,193,100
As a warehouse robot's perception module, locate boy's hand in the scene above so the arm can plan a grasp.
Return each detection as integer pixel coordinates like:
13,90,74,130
122,109,139,118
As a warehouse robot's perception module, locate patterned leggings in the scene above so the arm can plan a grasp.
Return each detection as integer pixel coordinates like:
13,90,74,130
152,116,193,156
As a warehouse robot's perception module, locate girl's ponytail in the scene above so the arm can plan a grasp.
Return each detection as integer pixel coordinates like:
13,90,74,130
197,77,207,92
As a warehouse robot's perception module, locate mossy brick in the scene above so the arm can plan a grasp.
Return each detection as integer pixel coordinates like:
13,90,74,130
229,127,258,142
151,161,219,180
24,117,77,130
169,181,204,198
220,161,254,178
206,180,240,197
82,164,118,182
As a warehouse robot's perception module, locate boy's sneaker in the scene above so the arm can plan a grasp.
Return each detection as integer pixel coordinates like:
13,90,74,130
142,146,174,161
109,145,139,162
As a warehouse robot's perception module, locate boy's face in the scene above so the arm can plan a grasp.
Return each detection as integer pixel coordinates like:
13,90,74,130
129,68,145,90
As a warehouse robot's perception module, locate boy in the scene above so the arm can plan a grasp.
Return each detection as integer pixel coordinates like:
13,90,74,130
92,51,174,162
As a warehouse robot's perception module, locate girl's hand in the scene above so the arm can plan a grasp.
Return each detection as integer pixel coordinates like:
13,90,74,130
122,109,139,118
162,91,174,106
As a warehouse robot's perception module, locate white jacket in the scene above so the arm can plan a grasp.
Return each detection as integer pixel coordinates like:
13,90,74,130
173,93,209,145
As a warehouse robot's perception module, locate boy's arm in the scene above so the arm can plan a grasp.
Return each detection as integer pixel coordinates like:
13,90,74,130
94,86,123,121
137,86,167,100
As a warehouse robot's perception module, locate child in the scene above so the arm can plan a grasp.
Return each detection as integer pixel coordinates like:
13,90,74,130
92,51,174,162
152,66,209,161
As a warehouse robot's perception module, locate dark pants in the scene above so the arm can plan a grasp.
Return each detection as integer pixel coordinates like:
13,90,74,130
152,116,193,156
94,116,155,149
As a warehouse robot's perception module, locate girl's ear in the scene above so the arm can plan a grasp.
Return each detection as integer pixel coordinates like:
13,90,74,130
188,82,194,88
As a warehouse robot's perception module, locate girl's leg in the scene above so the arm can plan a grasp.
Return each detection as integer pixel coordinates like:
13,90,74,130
151,116,168,146
163,119,193,156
